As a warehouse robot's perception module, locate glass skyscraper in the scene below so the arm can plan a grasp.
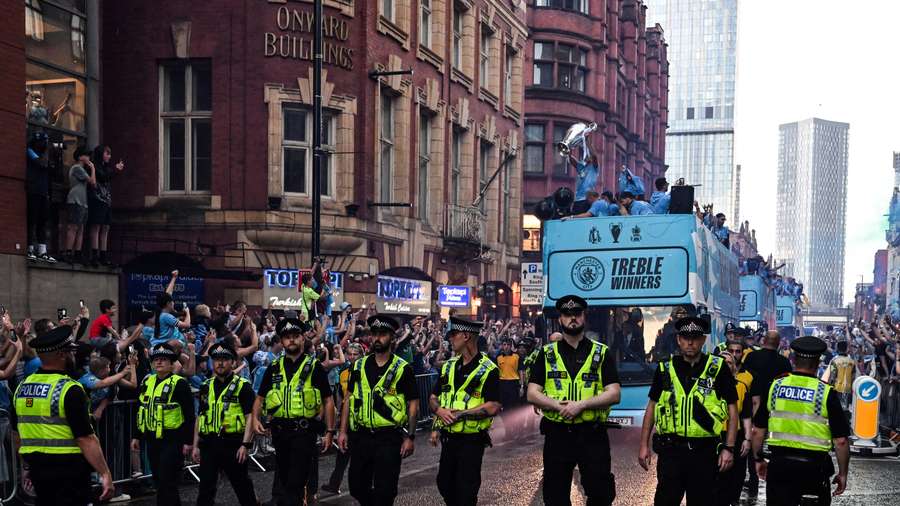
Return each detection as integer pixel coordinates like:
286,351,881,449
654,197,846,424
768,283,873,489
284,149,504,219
645,0,738,220
776,119,849,310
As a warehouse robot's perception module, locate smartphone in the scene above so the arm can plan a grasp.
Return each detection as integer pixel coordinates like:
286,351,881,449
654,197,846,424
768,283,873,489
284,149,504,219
57,307,68,320
79,300,85,309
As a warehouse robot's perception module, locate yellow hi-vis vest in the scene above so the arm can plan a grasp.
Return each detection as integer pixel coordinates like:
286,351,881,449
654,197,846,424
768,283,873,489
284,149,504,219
541,340,611,424
349,354,409,430
766,374,833,452
15,373,85,455
654,354,728,438
264,355,323,419
199,375,250,436
137,373,186,439
434,353,498,433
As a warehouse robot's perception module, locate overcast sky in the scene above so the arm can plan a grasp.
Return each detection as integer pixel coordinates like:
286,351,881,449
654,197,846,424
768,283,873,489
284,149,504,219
732,0,899,306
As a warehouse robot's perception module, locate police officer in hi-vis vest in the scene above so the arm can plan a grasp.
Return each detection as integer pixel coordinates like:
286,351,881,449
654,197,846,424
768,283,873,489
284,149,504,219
14,325,114,505
131,342,195,506
639,317,739,506
751,336,851,505
192,343,258,506
527,295,621,506
429,316,501,505
338,315,419,506
252,318,335,506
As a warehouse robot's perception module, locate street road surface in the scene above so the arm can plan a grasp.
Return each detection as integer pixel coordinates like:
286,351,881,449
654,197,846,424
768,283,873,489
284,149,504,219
129,413,900,505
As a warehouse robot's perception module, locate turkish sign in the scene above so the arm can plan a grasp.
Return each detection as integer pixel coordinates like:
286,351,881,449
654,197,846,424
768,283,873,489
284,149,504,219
127,273,204,308
376,275,433,316
264,4,354,70
263,268,303,310
851,376,881,441
438,286,471,307
521,262,544,306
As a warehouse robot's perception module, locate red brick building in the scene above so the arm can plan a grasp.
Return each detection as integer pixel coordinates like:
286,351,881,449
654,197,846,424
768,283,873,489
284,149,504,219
97,0,528,316
521,0,668,260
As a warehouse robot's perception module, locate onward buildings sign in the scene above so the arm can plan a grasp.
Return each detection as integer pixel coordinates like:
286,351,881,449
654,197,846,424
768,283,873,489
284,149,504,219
264,5,354,70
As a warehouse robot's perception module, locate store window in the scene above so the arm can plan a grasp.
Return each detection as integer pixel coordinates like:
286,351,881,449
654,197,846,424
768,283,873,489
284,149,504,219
418,112,431,222
552,123,572,174
451,129,462,205
380,92,394,202
524,123,545,173
282,107,335,196
535,0,589,15
160,61,212,193
420,0,432,47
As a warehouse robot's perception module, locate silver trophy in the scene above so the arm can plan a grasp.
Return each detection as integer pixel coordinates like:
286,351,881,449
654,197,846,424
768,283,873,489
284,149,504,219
557,122,598,160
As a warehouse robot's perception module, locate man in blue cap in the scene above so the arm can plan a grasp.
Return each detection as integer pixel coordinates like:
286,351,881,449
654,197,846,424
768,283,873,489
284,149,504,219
527,294,621,505
751,336,851,505
14,325,114,504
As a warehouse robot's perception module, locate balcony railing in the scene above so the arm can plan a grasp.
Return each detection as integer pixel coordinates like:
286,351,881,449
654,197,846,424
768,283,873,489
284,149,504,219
444,204,485,244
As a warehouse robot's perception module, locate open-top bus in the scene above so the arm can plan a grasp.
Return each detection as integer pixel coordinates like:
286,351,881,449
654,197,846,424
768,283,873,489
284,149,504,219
739,274,776,330
542,213,740,427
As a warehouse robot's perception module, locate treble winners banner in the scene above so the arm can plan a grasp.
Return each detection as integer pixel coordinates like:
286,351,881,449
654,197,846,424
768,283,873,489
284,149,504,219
542,214,728,308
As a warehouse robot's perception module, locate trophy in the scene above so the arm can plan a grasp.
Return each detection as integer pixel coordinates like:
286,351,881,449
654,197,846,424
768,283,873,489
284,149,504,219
557,122,598,159
610,222,622,244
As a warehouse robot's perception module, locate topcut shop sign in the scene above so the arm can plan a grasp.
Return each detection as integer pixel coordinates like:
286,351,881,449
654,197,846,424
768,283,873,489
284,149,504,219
376,275,433,316
264,3,354,70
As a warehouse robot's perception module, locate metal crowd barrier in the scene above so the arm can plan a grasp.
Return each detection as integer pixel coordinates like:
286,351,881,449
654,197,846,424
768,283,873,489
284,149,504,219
415,373,439,430
0,410,18,505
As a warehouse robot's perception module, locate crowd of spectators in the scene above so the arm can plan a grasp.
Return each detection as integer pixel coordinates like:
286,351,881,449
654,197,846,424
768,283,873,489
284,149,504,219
0,265,545,501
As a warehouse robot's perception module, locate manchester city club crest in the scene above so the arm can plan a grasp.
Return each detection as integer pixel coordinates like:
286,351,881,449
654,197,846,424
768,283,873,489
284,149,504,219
571,256,605,291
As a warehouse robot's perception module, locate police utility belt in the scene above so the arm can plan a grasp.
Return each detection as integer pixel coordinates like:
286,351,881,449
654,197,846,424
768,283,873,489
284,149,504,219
540,418,612,434
652,434,720,453
268,417,324,434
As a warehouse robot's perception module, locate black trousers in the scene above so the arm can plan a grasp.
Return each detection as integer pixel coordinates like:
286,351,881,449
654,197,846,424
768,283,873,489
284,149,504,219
26,193,49,245
348,430,403,506
28,456,92,506
766,456,833,506
196,437,258,506
654,445,719,506
745,452,759,497
147,438,184,506
327,446,351,489
713,450,746,505
272,428,318,506
436,433,488,506
542,424,615,506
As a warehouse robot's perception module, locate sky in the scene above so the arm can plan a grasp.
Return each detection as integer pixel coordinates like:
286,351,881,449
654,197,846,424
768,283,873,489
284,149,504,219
731,0,899,306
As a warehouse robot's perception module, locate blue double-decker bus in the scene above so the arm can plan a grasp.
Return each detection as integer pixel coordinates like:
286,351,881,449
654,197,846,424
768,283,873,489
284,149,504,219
776,294,803,341
542,213,740,427
739,274,776,330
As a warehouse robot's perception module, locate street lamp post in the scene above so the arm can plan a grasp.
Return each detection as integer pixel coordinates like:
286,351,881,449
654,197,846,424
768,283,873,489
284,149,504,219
312,0,323,261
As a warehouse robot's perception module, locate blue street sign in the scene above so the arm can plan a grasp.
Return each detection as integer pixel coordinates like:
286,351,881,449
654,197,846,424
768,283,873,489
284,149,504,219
856,377,880,402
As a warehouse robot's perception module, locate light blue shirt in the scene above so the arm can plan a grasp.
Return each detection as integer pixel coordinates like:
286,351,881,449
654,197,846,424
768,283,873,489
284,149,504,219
650,191,670,214
618,168,646,197
150,312,185,347
79,372,111,410
627,200,654,216
588,199,619,217
575,161,599,201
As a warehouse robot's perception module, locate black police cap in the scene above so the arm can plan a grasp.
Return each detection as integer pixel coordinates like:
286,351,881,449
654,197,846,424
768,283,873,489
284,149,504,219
276,318,307,336
209,343,237,360
724,322,737,333
447,316,483,335
30,325,77,354
555,295,588,315
675,316,709,338
149,343,178,361
367,315,400,334
790,336,827,359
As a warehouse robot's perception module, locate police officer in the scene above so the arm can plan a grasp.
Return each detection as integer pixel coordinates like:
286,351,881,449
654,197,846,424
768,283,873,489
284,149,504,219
526,295,621,506
192,343,258,506
14,325,114,505
639,317,739,506
751,336,851,505
429,316,501,505
252,318,335,506
338,314,419,506
131,343,195,506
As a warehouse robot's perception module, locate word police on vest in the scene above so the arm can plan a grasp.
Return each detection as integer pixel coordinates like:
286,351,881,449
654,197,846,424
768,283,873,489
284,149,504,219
18,383,51,398
610,256,664,290
775,385,816,403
